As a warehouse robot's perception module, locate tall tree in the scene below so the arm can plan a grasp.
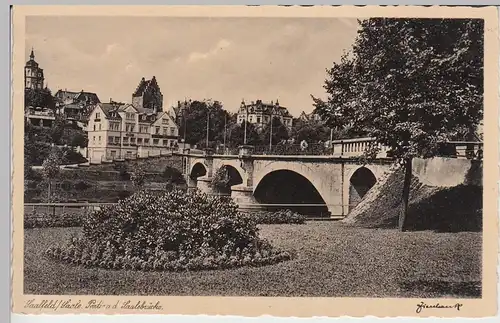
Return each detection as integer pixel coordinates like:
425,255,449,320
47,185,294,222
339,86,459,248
25,88,55,110
227,121,261,147
313,18,483,230
291,118,332,143
178,100,230,147
260,117,290,146
41,147,63,201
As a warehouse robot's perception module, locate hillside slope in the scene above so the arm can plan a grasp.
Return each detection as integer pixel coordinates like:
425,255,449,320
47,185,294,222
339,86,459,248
343,168,482,232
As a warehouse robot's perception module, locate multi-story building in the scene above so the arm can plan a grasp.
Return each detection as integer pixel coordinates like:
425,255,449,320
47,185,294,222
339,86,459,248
86,102,179,163
236,99,293,131
54,89,101,121
25,49,45,90
132,76,164,113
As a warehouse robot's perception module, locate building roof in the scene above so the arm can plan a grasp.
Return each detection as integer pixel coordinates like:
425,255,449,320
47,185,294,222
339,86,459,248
74,91,101,103
99,103,124,120
56,90,100,104
25,49,39,67
133,76,160,97
239,99,292,117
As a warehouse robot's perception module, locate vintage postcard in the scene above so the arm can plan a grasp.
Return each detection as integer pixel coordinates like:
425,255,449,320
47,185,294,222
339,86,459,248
11,5,499,318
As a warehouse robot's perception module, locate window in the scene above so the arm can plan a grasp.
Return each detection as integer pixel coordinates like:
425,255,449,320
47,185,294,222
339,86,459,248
110,151,116,158
153,139,159,145
170,127,175,135
99,124,102,131
163,127,168,135
96,112,100,119
98,136,101,142
93,124,96,131
137,138,143,144
130,138,136,144
126,112,135,120
155,127,160,134
93,136,95,142
144,138,150,144
257,117,261,123
162,119,168,125
108,136,113,143
163,140,169,146
126,123,135,132
114,137,120,143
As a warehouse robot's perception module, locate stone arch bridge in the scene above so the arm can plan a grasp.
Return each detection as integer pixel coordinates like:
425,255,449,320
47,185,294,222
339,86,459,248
178,141,394,217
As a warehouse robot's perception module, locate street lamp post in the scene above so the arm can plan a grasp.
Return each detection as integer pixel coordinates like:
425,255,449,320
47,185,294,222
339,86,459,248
243,106,248,145
223,113,227,153
206,107,210,148
269,108,274,151
183,109,187,146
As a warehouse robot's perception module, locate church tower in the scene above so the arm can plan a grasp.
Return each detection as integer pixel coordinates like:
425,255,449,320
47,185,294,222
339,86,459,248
25,48,45,90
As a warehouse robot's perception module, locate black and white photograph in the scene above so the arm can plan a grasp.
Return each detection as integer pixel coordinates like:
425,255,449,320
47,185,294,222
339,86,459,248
12,5,498,318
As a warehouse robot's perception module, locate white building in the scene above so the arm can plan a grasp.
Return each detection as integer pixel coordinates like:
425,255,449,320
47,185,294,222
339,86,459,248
237,99,293,132
86,102,179,163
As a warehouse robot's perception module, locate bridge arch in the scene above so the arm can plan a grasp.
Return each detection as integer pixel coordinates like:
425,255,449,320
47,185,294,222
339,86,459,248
190,162,207,179
347,166,377,212
253,167,330,217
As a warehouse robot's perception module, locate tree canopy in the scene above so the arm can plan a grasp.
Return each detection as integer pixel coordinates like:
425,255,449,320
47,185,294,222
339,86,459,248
227,120,261,147
313,18,483,159
178,100,231,147
291,118,331,143
312,18,484,230
25,88,55,110
260,117,290,145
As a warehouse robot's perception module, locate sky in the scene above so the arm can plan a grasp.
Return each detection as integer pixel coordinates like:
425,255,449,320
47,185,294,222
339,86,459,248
26,16,359,117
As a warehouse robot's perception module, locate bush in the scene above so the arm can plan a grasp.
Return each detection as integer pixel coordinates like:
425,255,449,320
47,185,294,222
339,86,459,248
61,148,87,164
45,190,291,271
24,211,83,229
250,210,306,224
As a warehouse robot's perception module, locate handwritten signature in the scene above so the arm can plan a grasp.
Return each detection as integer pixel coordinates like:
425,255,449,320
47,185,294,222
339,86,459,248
416,301,463,314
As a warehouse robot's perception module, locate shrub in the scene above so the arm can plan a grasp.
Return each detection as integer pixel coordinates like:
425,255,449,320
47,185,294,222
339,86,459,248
61,148,87,164
113,162,130,181
24,211,83,229
250,210,306,224
74,180,92,191
46,190,291,271
210,167,231,190
163,166,185,185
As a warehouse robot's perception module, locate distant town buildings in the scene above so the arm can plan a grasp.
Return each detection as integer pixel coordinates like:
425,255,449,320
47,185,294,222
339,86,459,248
24,106,56,128
24,49,45,90
132,76,164,113
237,99,293,131
86,78,179,163
54,89,101,121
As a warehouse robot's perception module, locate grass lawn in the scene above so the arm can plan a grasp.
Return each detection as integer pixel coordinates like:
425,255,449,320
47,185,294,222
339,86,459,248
24,222,481,297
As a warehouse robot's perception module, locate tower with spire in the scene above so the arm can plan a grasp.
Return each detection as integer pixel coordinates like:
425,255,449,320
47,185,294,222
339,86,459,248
24,48,45,90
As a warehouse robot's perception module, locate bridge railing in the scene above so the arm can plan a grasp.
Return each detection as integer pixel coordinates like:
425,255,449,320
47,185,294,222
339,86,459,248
210,139,482,160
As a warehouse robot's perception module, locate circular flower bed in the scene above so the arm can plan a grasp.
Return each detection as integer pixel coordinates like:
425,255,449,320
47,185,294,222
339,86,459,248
45,190,291,271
